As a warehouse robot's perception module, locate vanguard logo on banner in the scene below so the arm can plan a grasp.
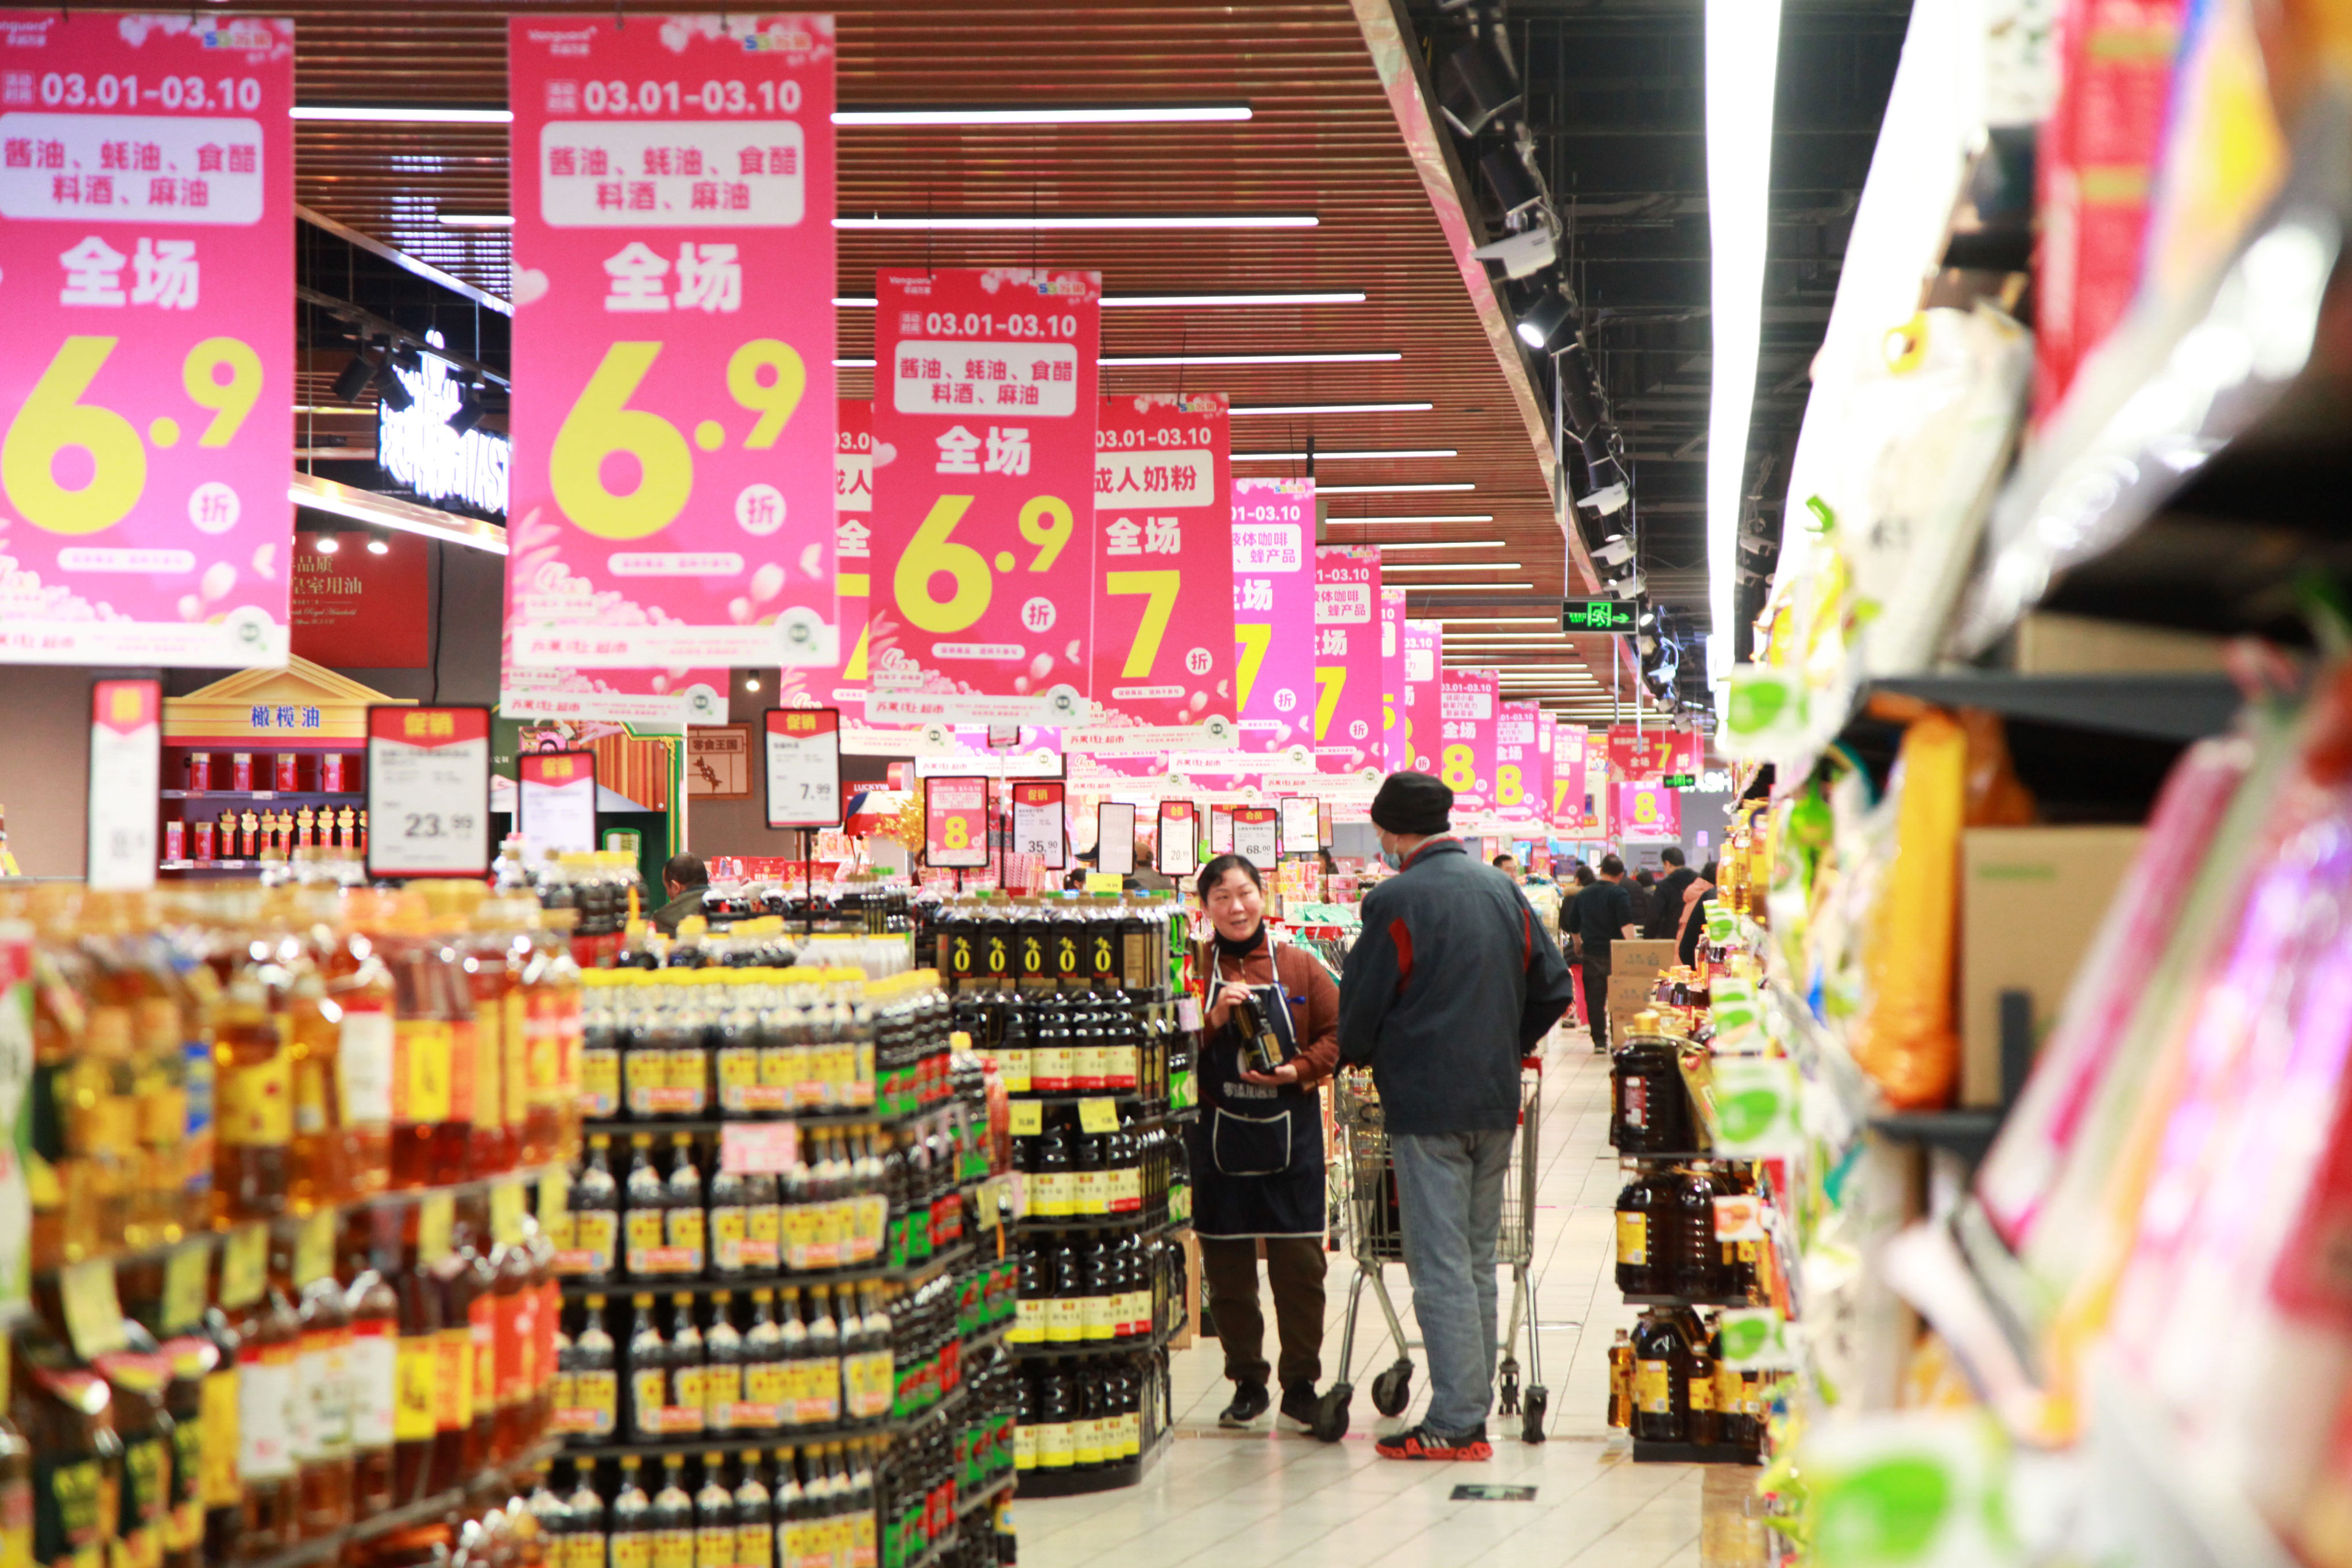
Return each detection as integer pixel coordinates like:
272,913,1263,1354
866,267,1102,725
1066,392,1237,755
0,11,294,667
1312,546,1381,773
504,15,839,673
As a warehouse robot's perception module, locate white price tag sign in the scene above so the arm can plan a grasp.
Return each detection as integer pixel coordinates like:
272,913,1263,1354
1231,807,1277,869
1009,781,1065,867
764,707,843,829
518,750,597,854
86,679,160,891
1096,801,1136,875
1157,802,1199,877
1279,795,1320,855
366,706,492,878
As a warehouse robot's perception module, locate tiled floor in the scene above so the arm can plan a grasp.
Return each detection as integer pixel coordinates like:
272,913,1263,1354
1017,1030,1736,1568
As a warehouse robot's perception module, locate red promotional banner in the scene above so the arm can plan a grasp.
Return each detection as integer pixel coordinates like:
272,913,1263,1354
1380,586,1407,772
1312,546,1382,774
1607,723,1678,782
0,12,293,667
1069,392,1235,754
1403,619,1442,772
1436,669,1499,812
290,528,428,668
505,16,838,671
1230,477,1315,768
1617,779,1682,841
867,266,1102,725
778,398,873,721
923,774,989,868
1494,701,1546,822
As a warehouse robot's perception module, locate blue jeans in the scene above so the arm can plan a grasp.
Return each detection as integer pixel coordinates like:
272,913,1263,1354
1392,1128,1513,1439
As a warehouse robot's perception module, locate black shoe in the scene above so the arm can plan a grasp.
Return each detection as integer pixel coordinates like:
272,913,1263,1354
1279,1382,1319,1432
1218,1380,1270,1427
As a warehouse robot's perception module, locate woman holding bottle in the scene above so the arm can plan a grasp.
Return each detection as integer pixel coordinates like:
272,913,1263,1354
1188,855,1339,1432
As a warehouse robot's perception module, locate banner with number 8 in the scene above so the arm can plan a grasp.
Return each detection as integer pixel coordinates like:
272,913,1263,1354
504,16,838,672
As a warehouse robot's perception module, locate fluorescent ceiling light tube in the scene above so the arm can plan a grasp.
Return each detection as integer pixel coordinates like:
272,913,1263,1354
836,213,1314,230
1231,401,1429,416
295,104,512,123
833,103,1252,126
437,213,513,228
1381,562,1524,573
1705,0,1783,700
1334,513,1493,524
1407,581,1535,591
1234,449,1456,461
1427,616,1555,624
289,474,507,555
835,292,1365,310
1103,351,1397,366
1335,539,1507,550
1315,482,1476,494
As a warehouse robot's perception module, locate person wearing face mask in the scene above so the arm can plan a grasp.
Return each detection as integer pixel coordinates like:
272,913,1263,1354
1188,853,1341,1433
1337,771,1575,1461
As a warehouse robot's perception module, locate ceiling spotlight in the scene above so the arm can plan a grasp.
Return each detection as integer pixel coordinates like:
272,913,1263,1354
1480,148,1544,220
389,341,423,374
448,387,487,435
366,531,391,555
1558,341,1605,433
1591,534,1635,568
1515,289,1575,352
373,366,414,414
314,528,341,555
744,675,762,693
331,353,376,404
1438,34,1521,137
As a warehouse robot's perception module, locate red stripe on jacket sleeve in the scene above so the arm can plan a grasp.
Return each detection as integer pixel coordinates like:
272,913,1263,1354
1522,906,1533,968
1389,916,1413,999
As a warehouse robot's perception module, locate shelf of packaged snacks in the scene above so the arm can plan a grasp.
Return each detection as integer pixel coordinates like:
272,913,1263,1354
246,1439,562,1568
1629,1439,1761,1466
1009,1317,1180,1362
1867,1110,2004,1161
559,1238,982,1300
35,1161,570,1281
1013,1422,1169,1499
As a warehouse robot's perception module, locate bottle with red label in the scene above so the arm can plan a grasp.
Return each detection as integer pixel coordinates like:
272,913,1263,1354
231,1250,302,1554
323,898,397,1199
392,1204,443,1508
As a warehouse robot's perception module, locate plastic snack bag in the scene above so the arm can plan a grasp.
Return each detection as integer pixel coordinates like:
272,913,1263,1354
1850,712,1966,1109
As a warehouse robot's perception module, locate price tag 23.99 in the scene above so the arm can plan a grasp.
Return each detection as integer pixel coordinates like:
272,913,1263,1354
367,705,492,878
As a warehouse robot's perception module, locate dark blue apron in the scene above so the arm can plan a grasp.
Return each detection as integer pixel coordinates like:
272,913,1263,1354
1186,939,1326,1239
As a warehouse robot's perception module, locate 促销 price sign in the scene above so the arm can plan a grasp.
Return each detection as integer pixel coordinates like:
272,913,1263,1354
366,706,492,879
505,16,838,671
0,13,293,667
1067,392,1236,755
867,266,1102,726
763,705,842,829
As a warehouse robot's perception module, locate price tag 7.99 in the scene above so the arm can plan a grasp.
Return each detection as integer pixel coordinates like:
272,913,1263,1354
366,705,492,878
764,707,843,829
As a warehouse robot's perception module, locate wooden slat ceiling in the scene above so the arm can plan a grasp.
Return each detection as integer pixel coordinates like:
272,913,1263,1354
269,0,1635,717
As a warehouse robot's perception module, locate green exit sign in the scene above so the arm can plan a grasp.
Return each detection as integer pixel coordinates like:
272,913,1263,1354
1562,597,1640,633
1661,773,1696,788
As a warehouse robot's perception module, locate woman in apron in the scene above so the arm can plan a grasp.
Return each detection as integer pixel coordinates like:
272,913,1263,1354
1188,853,1340,1431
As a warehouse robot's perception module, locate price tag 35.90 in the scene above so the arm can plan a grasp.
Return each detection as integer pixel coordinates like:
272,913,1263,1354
366,705,492,878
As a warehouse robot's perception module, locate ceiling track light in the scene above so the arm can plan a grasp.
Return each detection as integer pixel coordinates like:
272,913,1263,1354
330,351,377,404
447,387,487,436
372,363,414,414
312,527,341,555
365,530,391,555
1514,288,1576,353
1438,32,1521,137
1480,146,1546,220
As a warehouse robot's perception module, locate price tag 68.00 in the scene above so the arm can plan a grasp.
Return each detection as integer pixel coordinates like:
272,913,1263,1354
367,705,492,878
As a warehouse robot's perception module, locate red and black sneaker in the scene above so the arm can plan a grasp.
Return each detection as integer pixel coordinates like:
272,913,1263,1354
1374,1423,1493,1461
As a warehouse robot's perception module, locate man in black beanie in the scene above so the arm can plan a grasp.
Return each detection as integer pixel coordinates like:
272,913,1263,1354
1338,770,1575,1459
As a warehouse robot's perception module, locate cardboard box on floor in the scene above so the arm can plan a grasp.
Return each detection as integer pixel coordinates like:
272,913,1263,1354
1960,825,2144,1106
1608,973,1656,1050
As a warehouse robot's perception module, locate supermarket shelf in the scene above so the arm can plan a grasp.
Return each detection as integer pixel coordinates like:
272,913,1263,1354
1012,1423,1170,1498
1950,88,2352,655
559,1239,980,1300
582,1109,927,1136
900,1475,1016,1568
959,1473,1017,1516
1012,1208,1184,1238
566,1405,899,1460
246,1440,559,1568
2085,1362,2299,1568
1866,674,2243,746
1009,1317,1178,1361
1630,1438,1760,1466
1868,1110,2003,1163
1620,1292,1756,1310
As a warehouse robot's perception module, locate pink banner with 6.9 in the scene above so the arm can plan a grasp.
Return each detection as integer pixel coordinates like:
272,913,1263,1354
505,16,837,671
867,266,1102,725
1068,392,1236,755
0,11,293,667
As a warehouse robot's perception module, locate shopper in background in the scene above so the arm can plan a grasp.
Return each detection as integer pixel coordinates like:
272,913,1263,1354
1627,869,1659,932
1338,772,1575,1461
1129,836,1175,893
1563,854,1637,1053
1491,852,1521,879
1189,853,1341,1434
650,853,710,934
1678,860,1719,967
1645,847,1697,940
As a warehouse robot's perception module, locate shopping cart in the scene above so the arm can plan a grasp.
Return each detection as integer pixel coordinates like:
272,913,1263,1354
1311,1058,1547,1443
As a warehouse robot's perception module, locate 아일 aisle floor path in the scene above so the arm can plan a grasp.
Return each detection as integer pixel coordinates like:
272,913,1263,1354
1017,1032,1770,1568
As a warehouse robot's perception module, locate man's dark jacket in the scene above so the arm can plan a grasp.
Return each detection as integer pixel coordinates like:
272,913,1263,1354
1337,837,1577,1134
1646,867,1698,940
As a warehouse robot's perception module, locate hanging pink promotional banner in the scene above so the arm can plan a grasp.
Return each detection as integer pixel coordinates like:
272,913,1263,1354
504,16,837,673
1493,701,1546,822
1606,722,1678,782
1584,728,1612,835
0,13,293,667
1379,586,1407,772
1312,546,1382,774
1068,392,1236,754
1535,712,1561,828
866,266,1102,725
1403,620,1442,772
1617,779,1682,841
1435,667,1499,812
777,398,874,723
1226,477,1315,770
1552,722,1589,828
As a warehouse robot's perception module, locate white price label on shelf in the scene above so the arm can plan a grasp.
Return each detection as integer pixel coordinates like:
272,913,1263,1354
86,679,160,891
366,706,492,878
518,750,597,854
764,707,843,829
1231,806,1277,869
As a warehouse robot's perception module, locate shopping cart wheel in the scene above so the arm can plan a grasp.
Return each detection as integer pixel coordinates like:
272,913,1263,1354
1496,1357,1520,1416
1369,1360,1412,1418
1313,1384,1353,1442
1520,1387,1548,1444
